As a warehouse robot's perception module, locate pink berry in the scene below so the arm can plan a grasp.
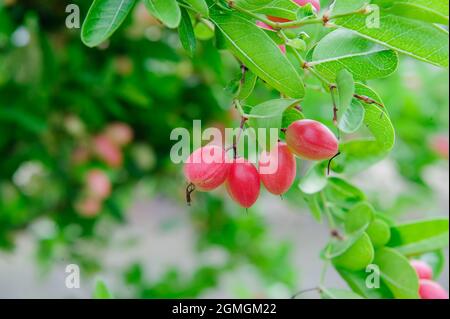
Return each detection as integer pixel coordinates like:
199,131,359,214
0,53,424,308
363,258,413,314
259,142,296,195
226,158,260,208
75,197,102,217
410,260,433,280
285,119,339,160
419,280,449,299
86,169,111,199
93,135,123,168
184,145,230,191
105,122,134,147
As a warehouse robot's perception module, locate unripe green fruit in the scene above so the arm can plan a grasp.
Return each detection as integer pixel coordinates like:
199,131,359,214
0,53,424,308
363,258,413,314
333,233,374,271
366,219,391,248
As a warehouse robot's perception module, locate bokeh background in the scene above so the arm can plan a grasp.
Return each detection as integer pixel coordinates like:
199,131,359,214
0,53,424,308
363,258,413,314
0,0,448,298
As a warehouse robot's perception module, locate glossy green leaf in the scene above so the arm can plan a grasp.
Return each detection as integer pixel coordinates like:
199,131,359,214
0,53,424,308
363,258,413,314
311,29,398,80
298,163,327,195
325,228,367,259
325,177,366,207
388,218,449,256
330,0,369,16
336,69,355,113
336,267,393,299
374,0,449,25
179,8,196,57
303,193,322,223
185,0,209,17
339,99,365,133
345,202,375,233
334,11,449,67
339,83,395,172
238,70,258,100
234,0,301,20
210,10,305,98
144,0,181,28
81,0,136,47
332,233,375,271
373,247,420,299
320,287,364,299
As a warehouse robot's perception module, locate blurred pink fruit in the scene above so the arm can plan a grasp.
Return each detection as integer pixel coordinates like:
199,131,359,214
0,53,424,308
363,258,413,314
419,280,449,299
410,260,433,280
429,134,449,159
105,122,134,147
279,44,286,54
75,197,102,217
93,134,123,168
86,169,111,199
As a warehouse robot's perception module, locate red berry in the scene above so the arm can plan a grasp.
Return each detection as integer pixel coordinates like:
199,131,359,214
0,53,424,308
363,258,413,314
86,169,111,199
259,142,296,195
184,145,230,191
286,119,339,160
226,158,260,208
419,280,449,299
410,260,433,280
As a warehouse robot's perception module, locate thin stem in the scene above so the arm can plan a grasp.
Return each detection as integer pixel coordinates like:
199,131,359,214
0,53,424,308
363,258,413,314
291,287,320,299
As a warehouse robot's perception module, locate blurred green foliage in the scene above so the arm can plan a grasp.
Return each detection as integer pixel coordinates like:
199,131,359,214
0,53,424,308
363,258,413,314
0,0,448,298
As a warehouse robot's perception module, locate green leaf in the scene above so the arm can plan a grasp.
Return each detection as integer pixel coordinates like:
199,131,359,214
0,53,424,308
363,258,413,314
234,0,301,20
144,0,181,29
339,99,365,133
374,0,449,25
185,0,209,17
248,99,300,148
330,0,369,15
81,0,136,47
345,202,375,233
178,8,196,57
303,193,322,223
336,69,355,113
311,29,399,80
332,232,375,271
334,11,449,67
298,163,327,194
387,218,449,256
93,280,114,299
325,177,366,207
373,247,420,299
339,83,395,173
336,267,394,299
210,9,305,98
238,70,258,100
325,228,367,259
320,287,364,299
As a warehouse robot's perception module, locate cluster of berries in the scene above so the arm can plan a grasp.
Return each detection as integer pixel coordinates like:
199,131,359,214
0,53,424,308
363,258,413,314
184,119,338,208
73,123,133,217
